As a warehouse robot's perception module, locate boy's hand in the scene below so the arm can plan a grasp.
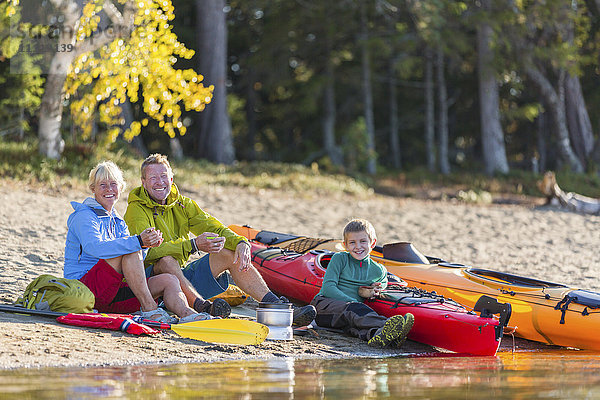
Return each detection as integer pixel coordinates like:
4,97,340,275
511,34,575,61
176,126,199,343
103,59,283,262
372,282,382,297
358,282,382,299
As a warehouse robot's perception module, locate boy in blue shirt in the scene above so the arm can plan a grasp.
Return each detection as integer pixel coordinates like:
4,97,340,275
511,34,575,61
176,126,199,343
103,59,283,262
311,219,413,348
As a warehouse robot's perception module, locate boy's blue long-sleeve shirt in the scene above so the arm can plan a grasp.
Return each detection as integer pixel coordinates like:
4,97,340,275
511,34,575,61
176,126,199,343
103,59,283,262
315,252,388,303
64,197,143,280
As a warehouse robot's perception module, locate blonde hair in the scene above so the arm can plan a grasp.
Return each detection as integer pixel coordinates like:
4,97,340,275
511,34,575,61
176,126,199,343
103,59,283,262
343,218,377,242
88,161,126,192
141,153,173,179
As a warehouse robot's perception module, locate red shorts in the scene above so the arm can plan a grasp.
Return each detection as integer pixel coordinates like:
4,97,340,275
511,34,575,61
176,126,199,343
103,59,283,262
80,259,152,313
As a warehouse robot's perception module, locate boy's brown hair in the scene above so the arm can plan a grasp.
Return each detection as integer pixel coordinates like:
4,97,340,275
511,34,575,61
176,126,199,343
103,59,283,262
141,153,173,178
343,218,377,243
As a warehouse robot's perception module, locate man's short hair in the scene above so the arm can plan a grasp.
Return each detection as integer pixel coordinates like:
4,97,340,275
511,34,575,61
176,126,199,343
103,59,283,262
141,153,173,178
343,218,377,242
88,161,126,192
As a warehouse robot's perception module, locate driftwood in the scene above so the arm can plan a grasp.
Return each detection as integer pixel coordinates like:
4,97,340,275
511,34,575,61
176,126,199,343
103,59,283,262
538,172,600,215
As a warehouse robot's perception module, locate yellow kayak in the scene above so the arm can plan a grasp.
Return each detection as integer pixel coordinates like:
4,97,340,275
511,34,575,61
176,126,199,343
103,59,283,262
230,224,600,350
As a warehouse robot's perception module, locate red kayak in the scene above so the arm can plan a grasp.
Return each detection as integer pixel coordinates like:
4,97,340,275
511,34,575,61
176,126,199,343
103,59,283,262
250,242,510,356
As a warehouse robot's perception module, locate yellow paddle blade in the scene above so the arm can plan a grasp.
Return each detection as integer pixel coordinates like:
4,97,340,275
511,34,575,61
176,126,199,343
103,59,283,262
171,318,270,345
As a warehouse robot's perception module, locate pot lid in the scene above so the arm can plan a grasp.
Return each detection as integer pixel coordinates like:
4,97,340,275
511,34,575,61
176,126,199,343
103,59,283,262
258,302,293,309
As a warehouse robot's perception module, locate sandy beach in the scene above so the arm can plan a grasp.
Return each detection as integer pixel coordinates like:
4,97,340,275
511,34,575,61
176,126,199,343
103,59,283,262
1,178,598,369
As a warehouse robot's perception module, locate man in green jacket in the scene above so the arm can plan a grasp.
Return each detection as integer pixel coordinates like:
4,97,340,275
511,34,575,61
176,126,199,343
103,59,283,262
124,153,316,325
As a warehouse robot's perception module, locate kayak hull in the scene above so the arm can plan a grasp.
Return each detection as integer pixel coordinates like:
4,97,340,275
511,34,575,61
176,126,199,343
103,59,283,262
365,296,501,356
376,258,600,350
249,242,502,356
231,224,600,350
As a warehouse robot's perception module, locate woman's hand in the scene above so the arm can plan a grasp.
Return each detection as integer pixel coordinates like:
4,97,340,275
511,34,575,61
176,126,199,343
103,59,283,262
194,232,225,253
140,227,163,248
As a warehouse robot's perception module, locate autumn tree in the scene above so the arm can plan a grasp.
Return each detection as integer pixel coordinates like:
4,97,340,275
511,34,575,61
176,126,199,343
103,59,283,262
10,0,213,159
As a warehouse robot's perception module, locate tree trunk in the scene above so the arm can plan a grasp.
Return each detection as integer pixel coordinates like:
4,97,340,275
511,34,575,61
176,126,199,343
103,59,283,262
119,100,148,157
38,53,73,159
563,0,594,167
424,47,435,172
38,0,81,159
360,2,377,175
323,50,342,166
388,57,401,169
245,68,257,161
536,110,548,172
476,1,509,175
564,74,594,165
18,107,24,140
195,0,235,164
525,65,584,172
170,138,184,160
435,46,450,175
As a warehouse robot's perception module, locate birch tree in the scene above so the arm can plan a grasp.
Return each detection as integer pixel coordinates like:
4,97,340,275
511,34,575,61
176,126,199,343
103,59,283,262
10,0,213,159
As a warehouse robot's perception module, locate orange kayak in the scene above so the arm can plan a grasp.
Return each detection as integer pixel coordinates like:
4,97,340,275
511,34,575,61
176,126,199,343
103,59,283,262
230,224,600,350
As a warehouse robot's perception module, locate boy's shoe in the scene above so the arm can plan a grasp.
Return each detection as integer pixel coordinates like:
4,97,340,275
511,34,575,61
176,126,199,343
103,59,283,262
391,313,414,348
208,298,232,318
278,296,316,327
292,305,317,326
368,315,406,348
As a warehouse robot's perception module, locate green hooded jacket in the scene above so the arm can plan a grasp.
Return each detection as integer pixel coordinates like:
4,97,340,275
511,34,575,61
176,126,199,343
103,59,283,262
124,183,247,267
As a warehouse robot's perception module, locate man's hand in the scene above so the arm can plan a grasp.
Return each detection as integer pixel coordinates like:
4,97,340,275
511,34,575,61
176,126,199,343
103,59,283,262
194,232,225,253
140,227,163,248
233,241,251,272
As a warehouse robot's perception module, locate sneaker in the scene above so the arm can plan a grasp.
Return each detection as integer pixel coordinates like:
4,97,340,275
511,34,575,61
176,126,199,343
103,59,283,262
368,315,406,348
209,298,231,318
391,313,414,348
278,296,316,326
292,304,316,327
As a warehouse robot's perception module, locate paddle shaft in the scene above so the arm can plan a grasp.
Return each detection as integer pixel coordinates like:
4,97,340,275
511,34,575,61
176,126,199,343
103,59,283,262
0,304,66,318
0,304,268,345
0,304,181,329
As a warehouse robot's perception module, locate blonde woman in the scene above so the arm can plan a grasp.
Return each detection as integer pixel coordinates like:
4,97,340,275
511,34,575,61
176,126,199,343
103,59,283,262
64,161,210,323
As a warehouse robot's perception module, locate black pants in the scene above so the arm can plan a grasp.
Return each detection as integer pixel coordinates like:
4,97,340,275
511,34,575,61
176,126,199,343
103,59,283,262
311,295,387,341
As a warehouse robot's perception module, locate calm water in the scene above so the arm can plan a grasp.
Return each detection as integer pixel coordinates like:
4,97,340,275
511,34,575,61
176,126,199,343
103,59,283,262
2,350,600,399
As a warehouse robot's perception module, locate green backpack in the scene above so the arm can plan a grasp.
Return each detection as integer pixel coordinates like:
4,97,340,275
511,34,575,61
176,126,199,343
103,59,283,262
15,274,95,313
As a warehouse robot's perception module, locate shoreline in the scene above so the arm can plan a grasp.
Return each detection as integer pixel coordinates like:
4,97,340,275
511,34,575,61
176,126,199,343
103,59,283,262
1,179,598,370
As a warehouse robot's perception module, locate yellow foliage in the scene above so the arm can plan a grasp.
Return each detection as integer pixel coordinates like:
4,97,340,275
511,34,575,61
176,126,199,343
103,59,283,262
64,0,213,143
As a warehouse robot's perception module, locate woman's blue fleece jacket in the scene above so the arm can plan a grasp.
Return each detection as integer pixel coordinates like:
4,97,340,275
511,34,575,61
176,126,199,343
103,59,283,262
64,197,143,280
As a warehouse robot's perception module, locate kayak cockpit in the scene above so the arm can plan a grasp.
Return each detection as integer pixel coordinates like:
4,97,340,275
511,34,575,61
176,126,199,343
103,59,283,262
463,268,568,290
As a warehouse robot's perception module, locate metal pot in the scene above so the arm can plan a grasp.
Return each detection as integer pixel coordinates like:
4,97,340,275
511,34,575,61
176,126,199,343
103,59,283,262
256,302,293,327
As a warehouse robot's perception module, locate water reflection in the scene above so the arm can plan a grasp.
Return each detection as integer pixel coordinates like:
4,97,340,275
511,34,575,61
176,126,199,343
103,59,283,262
2,350,600,399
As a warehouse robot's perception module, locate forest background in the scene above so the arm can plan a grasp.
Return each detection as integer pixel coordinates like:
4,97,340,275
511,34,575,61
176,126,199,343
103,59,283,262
1,0,600,198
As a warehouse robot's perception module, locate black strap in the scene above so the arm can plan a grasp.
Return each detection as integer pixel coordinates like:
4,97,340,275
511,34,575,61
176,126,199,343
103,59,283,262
554,296,574,324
